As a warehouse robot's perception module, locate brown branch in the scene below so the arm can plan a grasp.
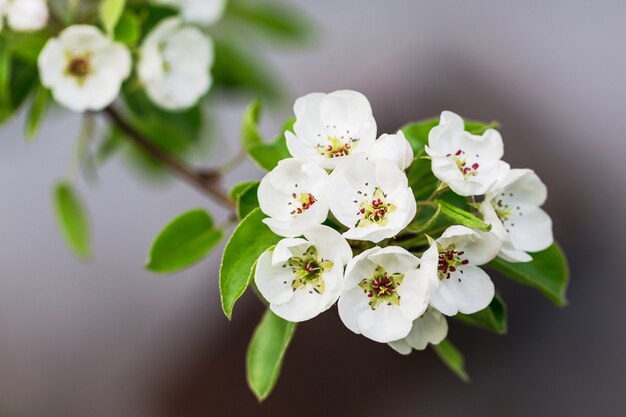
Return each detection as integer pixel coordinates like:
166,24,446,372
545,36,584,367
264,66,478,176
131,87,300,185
103,106,235,212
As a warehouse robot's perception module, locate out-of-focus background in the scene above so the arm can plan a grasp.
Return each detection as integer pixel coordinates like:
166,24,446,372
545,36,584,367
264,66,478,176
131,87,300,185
0,1,624,416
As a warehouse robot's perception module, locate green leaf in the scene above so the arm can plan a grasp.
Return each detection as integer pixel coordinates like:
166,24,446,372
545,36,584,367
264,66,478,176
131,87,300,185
25,86,49,140
52,181,91,260
236,182,260,220
455,294,507,334
401,118,439,153
246,309,296,401
241,100,293,171
114,11,140,45
219,208,281,319
229,180,260,201
146,209,223,273
100,0,126,35
487,243,569,307
229,0,313,44
436,199,491,232
432,339,469,383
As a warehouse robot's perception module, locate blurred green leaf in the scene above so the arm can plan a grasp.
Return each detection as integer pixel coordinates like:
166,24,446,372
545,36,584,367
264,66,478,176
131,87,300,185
220,208,281,319
436,199,491,232
100,0,126,34
212,39,282,101
241,100,293,171
229,180,259,201
114,11,140,45
52,181,91,260
487,243,569,307
236,181,260,220
25,86,50,140
147,209,223,273
433,339,469,383
456,294,507,334
247,309,296,401
7,32,47,62
229,0,313,44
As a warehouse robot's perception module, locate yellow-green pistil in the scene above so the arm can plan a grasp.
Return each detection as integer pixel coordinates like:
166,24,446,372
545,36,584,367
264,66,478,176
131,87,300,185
356,187,396,228
287,246,333,294
359,265,404,310
437,244,468,280
65,53,92,85
317,135,359,158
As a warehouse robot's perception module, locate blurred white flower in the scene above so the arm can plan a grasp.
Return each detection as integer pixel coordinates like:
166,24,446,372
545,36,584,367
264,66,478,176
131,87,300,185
426,111,509,196
429,225,500,316
258,158,329,237
327,156,415,243
138,17,213,110
286,90,377,169
388,307,448,354
38,25,131,112
338,246,438,343
152,0,227,26
3,0,48,32
479,169,553,262
369,130,414,170
255,225,352,322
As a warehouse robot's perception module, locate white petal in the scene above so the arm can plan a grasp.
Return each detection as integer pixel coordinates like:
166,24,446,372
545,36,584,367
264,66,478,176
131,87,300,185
369,131,414,170
397,269,431,321
343,247,380,289
270,238,309,265
430,265,494,315
303,225,352,265
404,308,448,350
181,0,227,25
388,338,413,355
366,246,419,273
338,287,370,335
271,288,324,322
428,111,465,153
357,304,412,343
507,205,553,252
254,251,295,306
6,0,48,32
438,225,501,266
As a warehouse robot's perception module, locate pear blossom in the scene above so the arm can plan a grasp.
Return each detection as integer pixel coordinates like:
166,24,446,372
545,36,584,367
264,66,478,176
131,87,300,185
286,90,377,169
38,25,131,112
138,17,213,110
151,0,227,26
369,130,414,170
327,156,416,243
429,225,501,316
3,0,48,32
426,111,509,196
255,225,352,322
479,169,553,262
338,246,438,343
258,158,330,237
388,307,448,355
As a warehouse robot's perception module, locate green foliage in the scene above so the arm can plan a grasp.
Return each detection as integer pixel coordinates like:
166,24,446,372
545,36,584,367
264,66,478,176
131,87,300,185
246,309,297,401
114,11,140,45
436,199,491,232
219,208,281,319
433,339,469,382
146,209,223,273
230,180,260,220
241,100,293,171
229,0,313,44
456,294,507,334
25,86,50,140
487,243,569,307
0,49,39,123
52,181,91,260
100,0,127,35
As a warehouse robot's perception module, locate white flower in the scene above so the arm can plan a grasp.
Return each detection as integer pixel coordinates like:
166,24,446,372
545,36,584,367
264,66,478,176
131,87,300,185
37,25,131,112
479,169,553,262
151,0,227,26
4,0,48,32
286,90,377,169
255,225,352,322
327,156,416,243
338,246,438,343
138,17,213,110
429,225,501,316
388,307,448,354
369,130,414,170
258,158,330,237
426,111,509,196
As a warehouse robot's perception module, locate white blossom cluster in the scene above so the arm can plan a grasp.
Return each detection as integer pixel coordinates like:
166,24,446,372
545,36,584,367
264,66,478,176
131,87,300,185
255,90,554,351
26,0,226,111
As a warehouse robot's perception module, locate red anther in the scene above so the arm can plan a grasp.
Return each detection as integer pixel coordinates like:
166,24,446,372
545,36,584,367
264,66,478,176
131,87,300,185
455,149,463,156
360,208,365,214
461,259,469,265
327,145,333,151
472,163,479,170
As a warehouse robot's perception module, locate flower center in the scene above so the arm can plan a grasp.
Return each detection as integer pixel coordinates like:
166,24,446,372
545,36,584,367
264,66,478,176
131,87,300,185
437,244,469,280
355,187,396,228
359,265,404,310
65,54,92,84
288,192,317,217
491,192,523,233
446,149,479,179
287,246,333,294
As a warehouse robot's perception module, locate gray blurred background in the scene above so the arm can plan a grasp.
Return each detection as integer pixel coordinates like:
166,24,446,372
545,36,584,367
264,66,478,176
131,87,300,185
0,0,624,416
